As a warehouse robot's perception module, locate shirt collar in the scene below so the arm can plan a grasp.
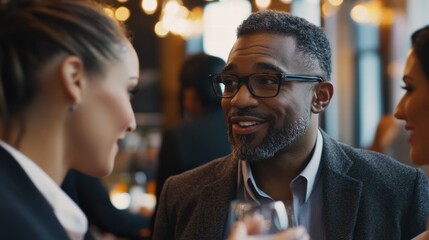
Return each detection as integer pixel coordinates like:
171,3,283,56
241,129,324,202
299,129,323,201
0,141,88,240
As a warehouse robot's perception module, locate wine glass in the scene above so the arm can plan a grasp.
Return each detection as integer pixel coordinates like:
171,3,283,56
228,200,296,238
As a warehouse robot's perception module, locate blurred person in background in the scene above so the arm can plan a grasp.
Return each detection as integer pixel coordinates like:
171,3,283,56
369,114,403,154
61,170,150,240
368,115,410,164
155,53,231,202
394,25,429,240
0,0,139,239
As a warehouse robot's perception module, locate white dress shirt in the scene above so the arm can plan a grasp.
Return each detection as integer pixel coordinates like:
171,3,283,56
0,141,87,240
239,129,325,239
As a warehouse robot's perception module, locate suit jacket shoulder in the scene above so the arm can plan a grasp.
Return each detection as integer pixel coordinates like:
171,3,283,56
0,147,68,239
153,155,237,240
320,131,429,239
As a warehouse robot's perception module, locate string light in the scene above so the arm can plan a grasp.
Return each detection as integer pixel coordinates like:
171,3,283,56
328,0,343,7
103,7,115,18
154,0,204,39
255,0,271,10
154,21,169,37
350,0,389,25
142,0,158,15
115,6,130,21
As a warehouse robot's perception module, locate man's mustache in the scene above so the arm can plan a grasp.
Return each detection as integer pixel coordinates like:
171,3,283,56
230,108,271,121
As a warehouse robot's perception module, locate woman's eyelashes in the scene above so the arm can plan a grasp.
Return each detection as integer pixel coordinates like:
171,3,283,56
401,84,413,93
128,85,141,99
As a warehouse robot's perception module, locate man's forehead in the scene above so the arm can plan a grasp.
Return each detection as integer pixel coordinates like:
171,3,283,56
234,33,297,48
224,35,302,74
229,34,298,59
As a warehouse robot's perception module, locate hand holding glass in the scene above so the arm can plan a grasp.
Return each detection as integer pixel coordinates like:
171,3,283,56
228,200,298,238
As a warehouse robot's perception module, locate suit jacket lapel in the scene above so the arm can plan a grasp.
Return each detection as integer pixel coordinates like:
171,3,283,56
0,146,69,238
197,156,238,240
320,132,363,240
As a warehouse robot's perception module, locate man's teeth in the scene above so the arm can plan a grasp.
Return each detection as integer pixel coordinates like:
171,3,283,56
238,121,258,127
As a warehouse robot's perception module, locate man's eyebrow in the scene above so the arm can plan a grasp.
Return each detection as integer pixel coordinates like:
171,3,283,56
221,64,235,73
254,62,283,72
221,62,284,74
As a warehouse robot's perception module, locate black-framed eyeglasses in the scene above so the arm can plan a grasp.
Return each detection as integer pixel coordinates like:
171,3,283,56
210,73,324,98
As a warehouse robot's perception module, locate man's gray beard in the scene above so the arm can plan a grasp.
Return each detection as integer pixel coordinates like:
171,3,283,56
229,113,311,162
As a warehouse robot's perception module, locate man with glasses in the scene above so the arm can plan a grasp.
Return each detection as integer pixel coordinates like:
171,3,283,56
153,10,429,240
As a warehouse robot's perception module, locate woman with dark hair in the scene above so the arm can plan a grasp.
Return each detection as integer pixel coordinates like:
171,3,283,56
0,0,139,239
394,25,429,240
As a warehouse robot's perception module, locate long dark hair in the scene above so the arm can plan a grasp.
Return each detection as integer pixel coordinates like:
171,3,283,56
411,25,429,80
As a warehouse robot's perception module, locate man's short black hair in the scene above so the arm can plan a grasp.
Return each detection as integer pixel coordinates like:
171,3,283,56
237,10,331,81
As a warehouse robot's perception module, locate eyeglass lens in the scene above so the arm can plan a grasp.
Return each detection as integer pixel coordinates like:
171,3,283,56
213,73,281,98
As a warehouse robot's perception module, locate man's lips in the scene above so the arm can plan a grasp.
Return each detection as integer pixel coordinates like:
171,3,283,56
230,116,267,135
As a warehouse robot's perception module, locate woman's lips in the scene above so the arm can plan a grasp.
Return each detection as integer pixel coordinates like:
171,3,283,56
404,125,414,144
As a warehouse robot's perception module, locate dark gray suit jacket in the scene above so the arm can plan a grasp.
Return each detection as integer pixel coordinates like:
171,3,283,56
153,131,429,240
0,146,69,239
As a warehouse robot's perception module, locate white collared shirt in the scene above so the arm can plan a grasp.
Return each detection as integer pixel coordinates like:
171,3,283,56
240,129,325,239
0,141,87,240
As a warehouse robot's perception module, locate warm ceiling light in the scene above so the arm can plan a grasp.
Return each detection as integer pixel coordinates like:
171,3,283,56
103,7,114,18
164,0,181,15
322,2,339,17
328,0,343,7
351,3,370,24
255,0,271,10
142,0,158,15
154,21,169,37
115,6,130,21
351,1,384,25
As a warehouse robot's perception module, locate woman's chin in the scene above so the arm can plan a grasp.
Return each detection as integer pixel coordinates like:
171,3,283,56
410,148,428,166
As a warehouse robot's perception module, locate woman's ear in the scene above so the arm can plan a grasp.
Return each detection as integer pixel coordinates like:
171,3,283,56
60,56,85,105
311,81,334,114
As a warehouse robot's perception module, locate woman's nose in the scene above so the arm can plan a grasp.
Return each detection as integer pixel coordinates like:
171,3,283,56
127,114,137,132
393,97,405,120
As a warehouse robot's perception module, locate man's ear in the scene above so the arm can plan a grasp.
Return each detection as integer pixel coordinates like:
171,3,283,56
311,81,334,114
60,56,85,105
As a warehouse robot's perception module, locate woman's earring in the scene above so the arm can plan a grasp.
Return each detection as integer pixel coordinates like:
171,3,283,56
68,104,77,112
